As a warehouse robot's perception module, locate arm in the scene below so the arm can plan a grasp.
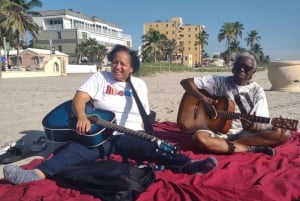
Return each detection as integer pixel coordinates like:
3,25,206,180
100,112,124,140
180,78,217,118
72,90,92,134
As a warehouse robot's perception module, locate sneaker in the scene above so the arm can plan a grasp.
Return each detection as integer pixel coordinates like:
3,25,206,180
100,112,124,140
0,141,17,155
184,156,218,175
248,146,275,156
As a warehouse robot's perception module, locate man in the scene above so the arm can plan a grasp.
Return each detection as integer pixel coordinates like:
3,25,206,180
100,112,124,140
180,51,291,156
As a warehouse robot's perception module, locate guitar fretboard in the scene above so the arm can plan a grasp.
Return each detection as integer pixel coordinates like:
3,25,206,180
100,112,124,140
218,110,270,124
88,116,157,142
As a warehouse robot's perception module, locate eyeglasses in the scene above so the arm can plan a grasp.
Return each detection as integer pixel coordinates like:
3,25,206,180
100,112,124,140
234,63,255,72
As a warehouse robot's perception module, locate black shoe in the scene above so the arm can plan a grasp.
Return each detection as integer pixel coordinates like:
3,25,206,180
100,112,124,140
248,146,275,156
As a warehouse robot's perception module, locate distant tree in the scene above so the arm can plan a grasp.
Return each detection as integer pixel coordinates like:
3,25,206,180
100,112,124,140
142,28,167,62
75,38,107,68
75,42,87,64
251,43,263,57
0,0,40,66
245,30,261,48
195,29,209,65
163,39,177,63
218,22,236,65
229,40,244,54
218,21,244,65
232,21,244,40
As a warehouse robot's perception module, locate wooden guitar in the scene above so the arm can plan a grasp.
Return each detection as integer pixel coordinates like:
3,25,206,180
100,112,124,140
177,90,298,133
42,100,179,156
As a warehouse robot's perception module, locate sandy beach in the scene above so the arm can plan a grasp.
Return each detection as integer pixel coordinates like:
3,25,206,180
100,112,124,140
0,69,299,178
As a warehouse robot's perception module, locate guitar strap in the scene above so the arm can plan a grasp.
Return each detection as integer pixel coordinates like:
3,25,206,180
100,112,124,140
127,76,154,135
230,79,247,115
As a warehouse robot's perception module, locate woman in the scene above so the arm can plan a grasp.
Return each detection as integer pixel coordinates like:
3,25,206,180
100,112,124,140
4,44,217,184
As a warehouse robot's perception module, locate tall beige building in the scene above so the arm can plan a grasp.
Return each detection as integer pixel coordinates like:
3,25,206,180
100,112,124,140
144,17,205,67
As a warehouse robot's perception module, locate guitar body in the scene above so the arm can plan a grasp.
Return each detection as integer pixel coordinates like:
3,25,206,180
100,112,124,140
177,89,235,133
42,100,116,147
43,100,179,156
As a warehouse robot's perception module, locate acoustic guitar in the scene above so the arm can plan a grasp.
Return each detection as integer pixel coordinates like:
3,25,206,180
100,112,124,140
177,89,298,133
42,100,179,156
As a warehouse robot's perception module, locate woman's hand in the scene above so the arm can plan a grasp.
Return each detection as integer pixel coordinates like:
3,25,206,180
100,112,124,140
72,91,92,135
76,115,91,135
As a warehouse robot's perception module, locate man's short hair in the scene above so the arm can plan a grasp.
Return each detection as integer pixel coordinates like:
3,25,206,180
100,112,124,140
234,51,259,68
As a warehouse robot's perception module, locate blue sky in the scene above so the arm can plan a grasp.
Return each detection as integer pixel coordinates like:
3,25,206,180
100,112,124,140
36,0,300,60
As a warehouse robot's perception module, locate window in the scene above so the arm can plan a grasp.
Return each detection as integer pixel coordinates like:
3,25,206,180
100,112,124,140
58,45,62,52
82,32,88,40
57,32,61,40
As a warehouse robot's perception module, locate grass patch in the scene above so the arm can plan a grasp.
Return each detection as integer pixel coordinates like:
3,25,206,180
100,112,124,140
136,62,267,77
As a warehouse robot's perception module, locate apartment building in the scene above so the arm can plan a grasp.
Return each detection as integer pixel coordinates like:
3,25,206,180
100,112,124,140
32,9,132,64
144,17,205,67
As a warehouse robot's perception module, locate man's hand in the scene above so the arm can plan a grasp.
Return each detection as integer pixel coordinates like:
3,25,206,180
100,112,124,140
240,115,261,131
203,97,218,119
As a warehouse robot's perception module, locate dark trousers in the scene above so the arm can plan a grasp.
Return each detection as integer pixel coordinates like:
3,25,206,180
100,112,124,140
37,134,190,177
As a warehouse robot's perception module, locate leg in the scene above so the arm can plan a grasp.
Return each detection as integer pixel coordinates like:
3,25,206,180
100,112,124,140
192,130,248,154
233,128,291,146
112,135,217,174
3,142,109,184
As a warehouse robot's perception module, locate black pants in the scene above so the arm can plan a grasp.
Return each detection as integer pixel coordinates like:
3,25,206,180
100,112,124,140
37,134,190,176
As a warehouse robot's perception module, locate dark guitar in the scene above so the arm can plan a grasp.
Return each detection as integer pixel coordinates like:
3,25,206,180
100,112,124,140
177,89,299,133
42,100,179,156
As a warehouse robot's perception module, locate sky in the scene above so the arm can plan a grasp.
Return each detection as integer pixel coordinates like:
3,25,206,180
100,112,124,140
35,0,300,60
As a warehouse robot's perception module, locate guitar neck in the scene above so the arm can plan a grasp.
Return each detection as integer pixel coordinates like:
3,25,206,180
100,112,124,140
89,116,158,142
217,110,271,124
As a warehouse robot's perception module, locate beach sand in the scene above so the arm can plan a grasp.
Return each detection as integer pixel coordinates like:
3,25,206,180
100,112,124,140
0,70,299,178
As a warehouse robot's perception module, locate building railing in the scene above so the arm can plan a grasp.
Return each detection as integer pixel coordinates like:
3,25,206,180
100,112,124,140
44,25,131,40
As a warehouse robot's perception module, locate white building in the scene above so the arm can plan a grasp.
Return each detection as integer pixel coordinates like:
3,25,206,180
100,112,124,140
32,9,132,63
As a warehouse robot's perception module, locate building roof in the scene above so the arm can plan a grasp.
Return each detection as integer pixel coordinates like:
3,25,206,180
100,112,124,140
22,48,68,56
37,9,120,29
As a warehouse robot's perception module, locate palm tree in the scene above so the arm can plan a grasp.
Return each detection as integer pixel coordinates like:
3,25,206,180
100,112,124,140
245,30,261,49
163,39,177,63
0,0,41,67
218,22,236,65
250,43,263,60
142,28,166,62
0,0,24,68
232,21,244,41
75,38,107,69
195,29,209,65
11,0,42,16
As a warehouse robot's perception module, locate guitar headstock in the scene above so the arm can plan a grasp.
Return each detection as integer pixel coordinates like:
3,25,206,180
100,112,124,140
271,117,299,131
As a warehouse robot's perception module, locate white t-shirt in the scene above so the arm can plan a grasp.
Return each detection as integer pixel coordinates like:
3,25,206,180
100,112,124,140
194,75,269,134
78,72,150,133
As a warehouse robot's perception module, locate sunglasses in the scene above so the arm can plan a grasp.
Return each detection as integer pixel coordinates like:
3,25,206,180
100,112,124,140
234,63,256,72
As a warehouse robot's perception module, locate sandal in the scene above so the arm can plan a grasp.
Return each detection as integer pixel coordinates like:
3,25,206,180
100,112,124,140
0,146,29,164
0,137,47,164
0,141,17,155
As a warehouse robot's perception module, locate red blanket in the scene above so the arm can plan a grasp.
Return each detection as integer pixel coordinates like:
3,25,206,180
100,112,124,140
1,122,300,201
